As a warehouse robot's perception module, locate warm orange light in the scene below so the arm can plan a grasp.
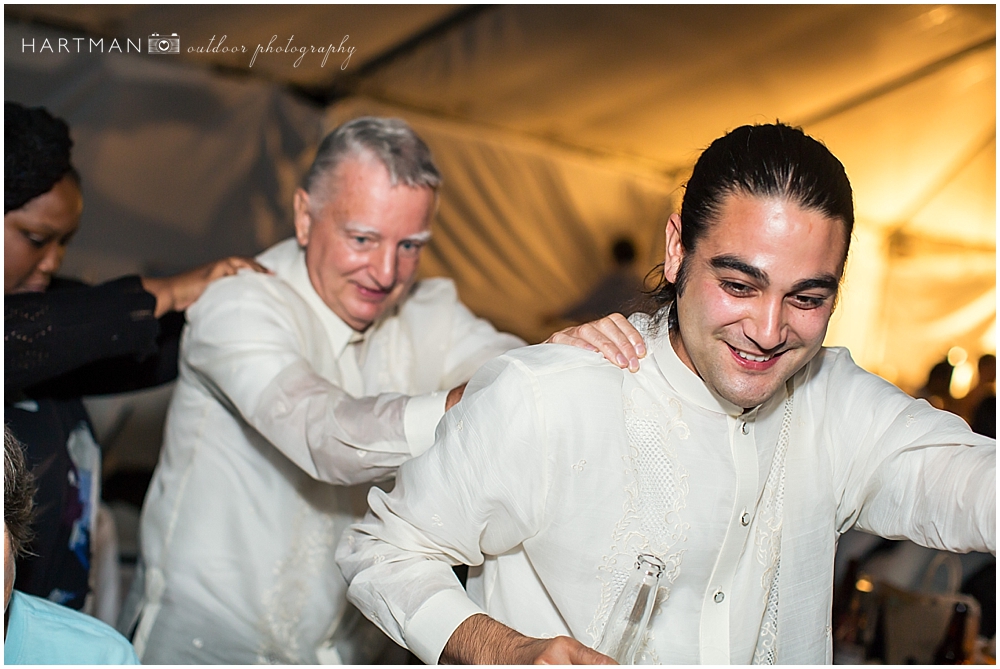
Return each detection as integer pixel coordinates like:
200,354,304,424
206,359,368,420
951,361,975,399
947,346,968,367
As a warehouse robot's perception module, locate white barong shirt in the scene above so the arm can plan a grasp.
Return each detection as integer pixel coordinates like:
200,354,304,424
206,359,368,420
338,313,995,665
130,238,522,663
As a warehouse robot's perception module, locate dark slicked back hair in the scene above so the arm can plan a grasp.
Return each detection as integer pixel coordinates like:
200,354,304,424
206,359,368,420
646,123,855,330
5,101,80,214
4,426,36,558
302,116,441,208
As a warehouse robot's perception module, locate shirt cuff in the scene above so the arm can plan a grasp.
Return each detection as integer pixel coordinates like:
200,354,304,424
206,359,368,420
403,391,449,457
404,588,485,665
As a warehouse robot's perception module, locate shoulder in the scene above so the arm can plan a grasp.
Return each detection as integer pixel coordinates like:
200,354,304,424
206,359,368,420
189,267,304,324
798,346,932,423
7,591,139,664
254,236,301,271
194,237,303,309
184,272,313,355
403,277,459,308
802,346,896,393
386,277,463,333
471,342,618,392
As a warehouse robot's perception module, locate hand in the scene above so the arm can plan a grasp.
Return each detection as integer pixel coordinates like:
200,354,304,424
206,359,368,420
441,614,616,665
142,256,270,316
545,313,647,372
446,383,467,411
520,636,618,665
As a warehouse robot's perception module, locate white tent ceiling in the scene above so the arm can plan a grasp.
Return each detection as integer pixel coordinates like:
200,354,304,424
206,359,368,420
5,4,995,392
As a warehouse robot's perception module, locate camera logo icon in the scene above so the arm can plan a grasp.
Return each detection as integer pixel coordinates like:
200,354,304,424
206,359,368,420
148,33,180,54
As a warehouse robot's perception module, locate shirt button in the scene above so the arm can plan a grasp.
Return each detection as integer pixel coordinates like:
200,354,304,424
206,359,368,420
714,590,725,604
741,511,751,526
741,421,750,435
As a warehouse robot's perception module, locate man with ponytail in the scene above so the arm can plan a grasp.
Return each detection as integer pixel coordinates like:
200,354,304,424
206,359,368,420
338,123,995,664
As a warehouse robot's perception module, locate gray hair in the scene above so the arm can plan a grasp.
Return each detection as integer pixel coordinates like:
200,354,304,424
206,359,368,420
4,426,36,558
302,116,442,206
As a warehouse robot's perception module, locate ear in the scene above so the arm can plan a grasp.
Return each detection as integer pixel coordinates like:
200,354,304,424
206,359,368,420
293,188,312,247
663,213,684,283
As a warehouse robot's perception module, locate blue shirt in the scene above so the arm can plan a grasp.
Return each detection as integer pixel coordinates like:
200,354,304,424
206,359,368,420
4,590,140,664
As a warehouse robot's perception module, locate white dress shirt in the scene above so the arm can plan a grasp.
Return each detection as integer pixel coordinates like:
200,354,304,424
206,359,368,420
130,238,523,664
338,313,995,665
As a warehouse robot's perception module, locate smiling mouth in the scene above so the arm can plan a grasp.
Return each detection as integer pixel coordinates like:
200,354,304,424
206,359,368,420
727,343,786,367
353,283,391,300
736,349,773,362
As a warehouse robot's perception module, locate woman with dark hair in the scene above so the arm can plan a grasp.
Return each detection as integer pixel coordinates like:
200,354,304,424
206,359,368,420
4,101,266,611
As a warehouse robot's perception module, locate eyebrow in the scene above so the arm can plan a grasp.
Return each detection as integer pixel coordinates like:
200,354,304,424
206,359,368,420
790,276,840,294
711,255,769,286
344,224,381,236
710,254,840,294
405,230,433,243
344,224,432,244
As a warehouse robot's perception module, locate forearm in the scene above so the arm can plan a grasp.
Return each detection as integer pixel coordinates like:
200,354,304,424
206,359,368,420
442,615,616,665
5,276,159,393
442,614,529,664
247,363,421,485
441,614,547,665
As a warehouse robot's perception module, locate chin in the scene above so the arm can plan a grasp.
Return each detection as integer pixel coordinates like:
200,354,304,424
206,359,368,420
716,378,786,410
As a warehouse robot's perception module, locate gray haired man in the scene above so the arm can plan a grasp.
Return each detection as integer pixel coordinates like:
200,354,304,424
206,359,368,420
126,117,643,663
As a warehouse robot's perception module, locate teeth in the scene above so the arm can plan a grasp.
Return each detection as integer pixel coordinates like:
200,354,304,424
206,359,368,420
737,350,772,362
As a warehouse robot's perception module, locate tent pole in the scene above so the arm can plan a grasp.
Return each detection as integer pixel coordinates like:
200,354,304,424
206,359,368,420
294,6,498,105
798,35,995,127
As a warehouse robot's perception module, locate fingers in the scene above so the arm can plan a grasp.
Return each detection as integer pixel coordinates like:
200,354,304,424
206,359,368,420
606,313,646,358
546,315,649,373
580,321,636,371
208,256,270,280
533,637,617,665
223,256,270,274
594,314,646,363
545,329,599,353
568,644,618,665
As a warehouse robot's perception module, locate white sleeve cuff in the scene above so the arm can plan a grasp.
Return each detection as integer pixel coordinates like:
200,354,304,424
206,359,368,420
404,588,485,665
403,391,449,457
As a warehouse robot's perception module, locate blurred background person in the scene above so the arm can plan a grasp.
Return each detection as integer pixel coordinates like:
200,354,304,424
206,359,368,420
964,353,995,437
915,359,960,415
559,236,645,323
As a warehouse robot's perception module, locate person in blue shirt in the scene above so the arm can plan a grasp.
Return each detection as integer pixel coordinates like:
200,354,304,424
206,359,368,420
4,426,139,665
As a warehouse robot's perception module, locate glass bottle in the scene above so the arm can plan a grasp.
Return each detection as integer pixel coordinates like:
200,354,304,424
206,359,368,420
595,553,665,664
932,601,969,664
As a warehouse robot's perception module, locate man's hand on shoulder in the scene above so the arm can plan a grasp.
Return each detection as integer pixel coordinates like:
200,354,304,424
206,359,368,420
441,613,616,665
546,313,647,373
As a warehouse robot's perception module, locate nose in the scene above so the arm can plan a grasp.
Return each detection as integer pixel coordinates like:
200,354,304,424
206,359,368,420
369,244,397,289
37,243,66,276
744,297,786,352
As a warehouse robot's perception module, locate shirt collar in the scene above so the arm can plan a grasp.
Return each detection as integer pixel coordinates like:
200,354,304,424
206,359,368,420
650,321,746,417
4,591,27,661
283,243,361,357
